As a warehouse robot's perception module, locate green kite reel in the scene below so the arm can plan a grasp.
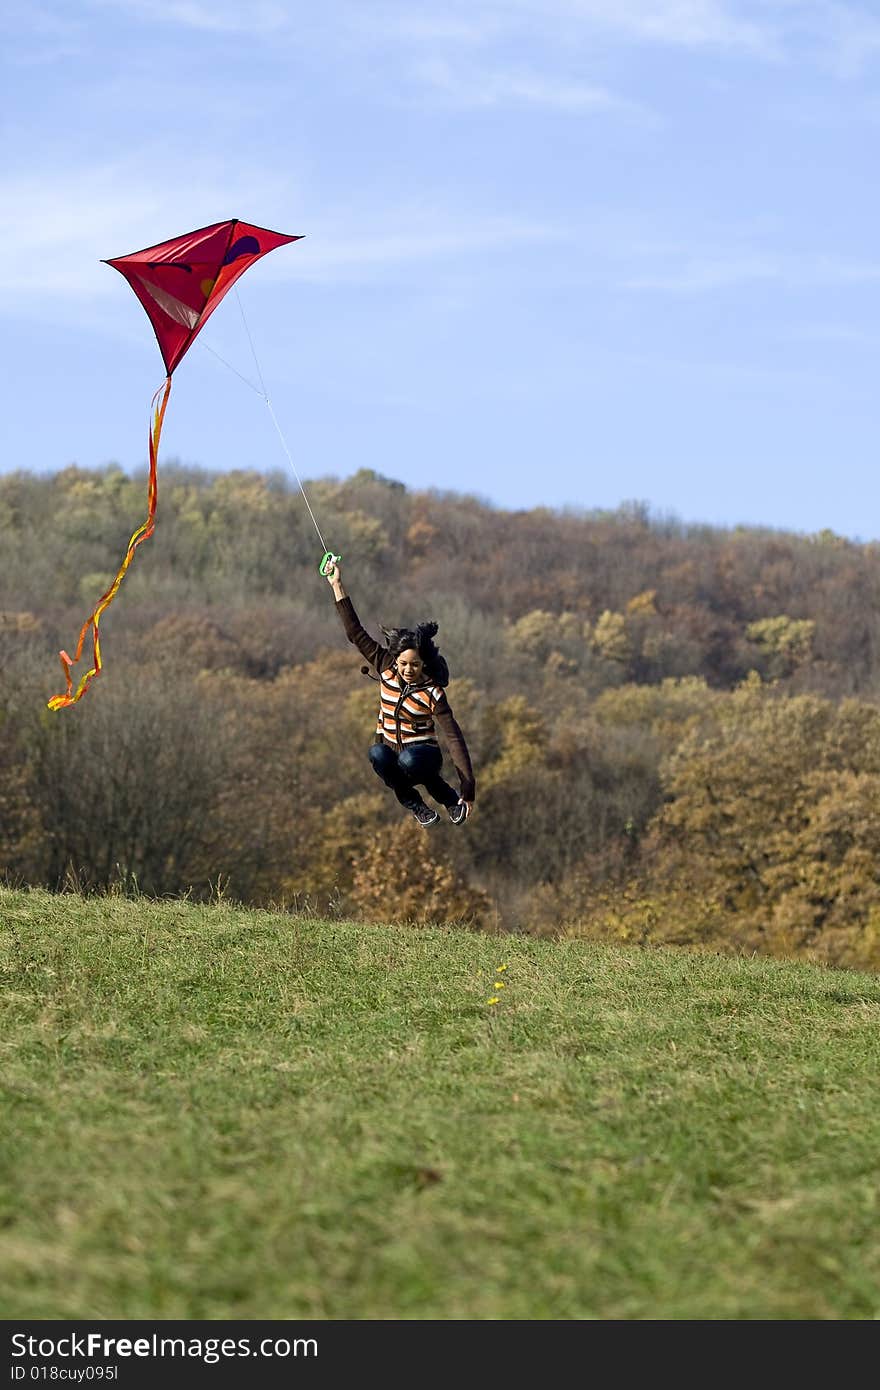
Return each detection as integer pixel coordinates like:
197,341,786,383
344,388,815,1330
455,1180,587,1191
319,550,341,577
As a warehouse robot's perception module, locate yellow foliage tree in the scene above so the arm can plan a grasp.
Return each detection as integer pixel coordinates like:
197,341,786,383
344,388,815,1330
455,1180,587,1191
593,676,718,754
506,609,590,672
281,791,387,910
747,614,815,677
592,610,631,665
652,679,880,968
479,694,547,787
350,820,490,926
626,589,658,616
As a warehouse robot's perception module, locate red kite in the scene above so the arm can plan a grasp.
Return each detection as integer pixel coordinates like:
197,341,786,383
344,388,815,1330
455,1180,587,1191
48,219,300,710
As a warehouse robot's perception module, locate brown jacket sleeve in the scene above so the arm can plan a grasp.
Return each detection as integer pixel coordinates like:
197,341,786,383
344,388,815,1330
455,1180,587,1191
335,595,390,673
433,694,476,802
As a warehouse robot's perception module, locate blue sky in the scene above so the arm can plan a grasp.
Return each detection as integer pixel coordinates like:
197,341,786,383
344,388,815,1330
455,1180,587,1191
5,1,880,538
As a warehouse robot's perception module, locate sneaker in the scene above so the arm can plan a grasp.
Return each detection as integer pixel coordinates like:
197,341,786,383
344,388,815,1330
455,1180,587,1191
406,802,440,828
447,801,469,825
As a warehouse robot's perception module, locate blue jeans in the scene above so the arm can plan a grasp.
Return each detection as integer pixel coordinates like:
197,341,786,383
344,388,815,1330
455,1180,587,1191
368,742,459,810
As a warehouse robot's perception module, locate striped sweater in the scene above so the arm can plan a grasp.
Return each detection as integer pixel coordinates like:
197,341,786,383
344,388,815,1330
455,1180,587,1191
336,596,476,802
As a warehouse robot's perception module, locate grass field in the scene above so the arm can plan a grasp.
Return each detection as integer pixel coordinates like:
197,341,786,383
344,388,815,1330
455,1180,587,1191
2,884,880,1320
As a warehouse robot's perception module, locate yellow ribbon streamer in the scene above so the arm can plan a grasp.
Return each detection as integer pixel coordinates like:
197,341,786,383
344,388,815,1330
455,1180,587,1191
48,377,172,711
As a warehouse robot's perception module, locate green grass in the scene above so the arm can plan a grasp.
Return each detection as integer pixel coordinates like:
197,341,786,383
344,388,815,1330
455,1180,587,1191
2,885,880,1319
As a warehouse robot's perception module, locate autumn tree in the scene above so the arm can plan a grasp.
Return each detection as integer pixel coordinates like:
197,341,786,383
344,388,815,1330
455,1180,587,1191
350,820,490,927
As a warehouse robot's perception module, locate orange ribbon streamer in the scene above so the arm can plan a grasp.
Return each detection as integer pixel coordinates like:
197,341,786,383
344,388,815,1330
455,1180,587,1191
47,377,172,711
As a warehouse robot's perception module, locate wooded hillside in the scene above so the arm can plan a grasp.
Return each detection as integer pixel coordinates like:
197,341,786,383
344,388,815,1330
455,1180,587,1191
4,463,880,969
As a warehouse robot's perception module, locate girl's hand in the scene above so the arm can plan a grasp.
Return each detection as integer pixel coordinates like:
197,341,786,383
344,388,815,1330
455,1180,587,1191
324,560,345,598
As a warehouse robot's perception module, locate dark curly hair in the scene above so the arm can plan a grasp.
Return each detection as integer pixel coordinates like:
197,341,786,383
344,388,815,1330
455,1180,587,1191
380,620,450,687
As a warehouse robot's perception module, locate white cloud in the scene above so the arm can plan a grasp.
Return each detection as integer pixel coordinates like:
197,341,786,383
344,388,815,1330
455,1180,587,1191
16,0,880,77
371,2,880,80
780,319,880,345
255,214,565,284
809,1,880,77
68,0,780,53
371,0,776,55
0,165,293,298
561,0,773,51
624,246,880,291
625,253,781,290
91,0,290,33
411,56,633,112
0,162,563,304
378,13,497,45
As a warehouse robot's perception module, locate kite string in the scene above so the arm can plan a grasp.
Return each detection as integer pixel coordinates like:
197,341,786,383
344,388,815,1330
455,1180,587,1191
200,341,263,396
234,289,331,556
236,287,269,398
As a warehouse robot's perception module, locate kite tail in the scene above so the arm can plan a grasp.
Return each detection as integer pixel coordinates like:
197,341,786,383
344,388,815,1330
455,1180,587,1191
47,377,172,711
